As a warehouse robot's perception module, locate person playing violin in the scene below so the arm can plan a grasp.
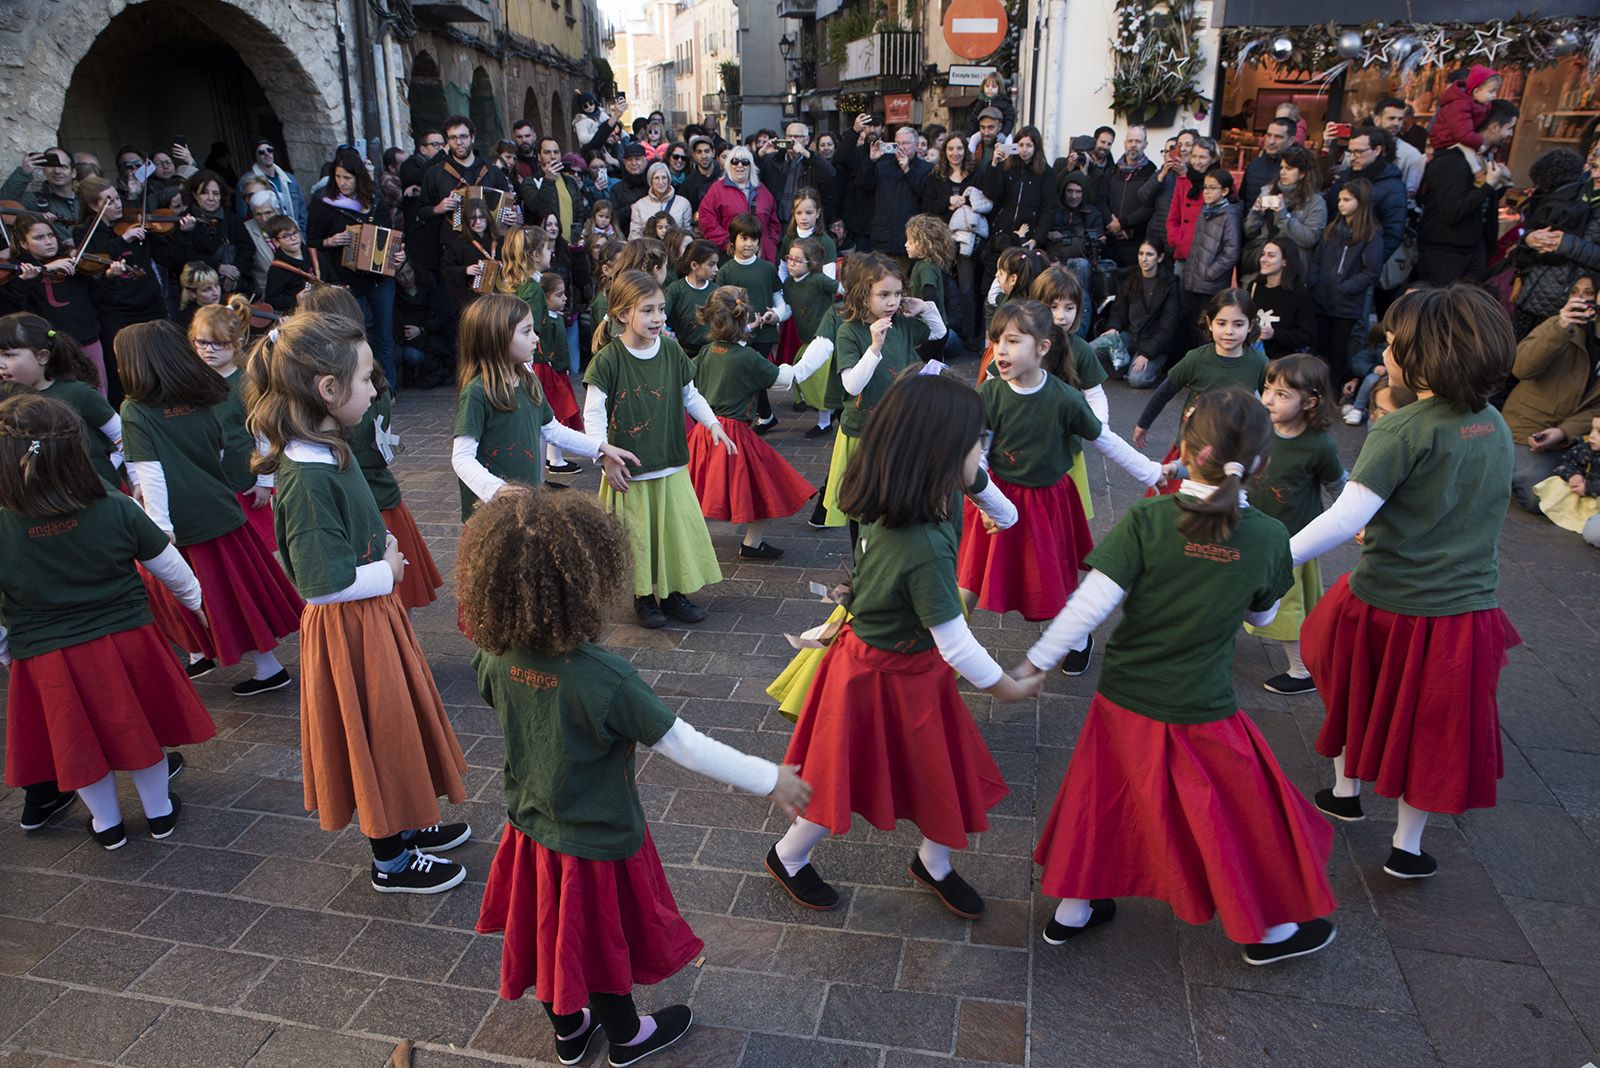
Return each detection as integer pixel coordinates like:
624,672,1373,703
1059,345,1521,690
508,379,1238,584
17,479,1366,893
73,178,165,407
415,114,513,279
153,170,251,296
0,211,109,396
2,148,80,244
306,146,404,385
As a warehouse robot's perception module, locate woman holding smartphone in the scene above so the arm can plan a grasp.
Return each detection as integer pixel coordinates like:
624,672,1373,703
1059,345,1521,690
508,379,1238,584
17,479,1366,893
1242,146,1325,286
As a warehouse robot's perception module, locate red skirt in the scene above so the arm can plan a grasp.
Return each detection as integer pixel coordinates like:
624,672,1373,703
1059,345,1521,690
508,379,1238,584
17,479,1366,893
534,363,582,431
1035,693,1336,944
772,317,801,366
142,524,303,664
956,473,1090,621
687,416,815,524
237,490,278,552
5,624,216,790
382,501,443,610
476,825,704,1013
1145,442,1181,497
1302,575,1520,814
785,626,1008,848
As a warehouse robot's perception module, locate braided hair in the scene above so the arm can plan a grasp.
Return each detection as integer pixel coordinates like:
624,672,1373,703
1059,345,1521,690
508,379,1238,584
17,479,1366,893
0,393,107,518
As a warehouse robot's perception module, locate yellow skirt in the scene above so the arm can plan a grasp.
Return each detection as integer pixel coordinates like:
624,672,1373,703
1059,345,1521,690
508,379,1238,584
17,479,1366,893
1244,559,1322,642
1069,450,1094,520
819,431,859,528
1534,476,1600,534
767,604,851,721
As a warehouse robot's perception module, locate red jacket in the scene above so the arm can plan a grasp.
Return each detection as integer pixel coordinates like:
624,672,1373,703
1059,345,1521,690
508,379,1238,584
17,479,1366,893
1428,81,1488,152
697,178,781,262
1165,173,1206,260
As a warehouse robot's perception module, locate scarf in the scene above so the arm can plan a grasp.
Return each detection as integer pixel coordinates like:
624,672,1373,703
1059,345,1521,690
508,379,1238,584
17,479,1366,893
1184,165,1208,201
1201,199,1231,220
323,193,365,213
1117,154,1148,176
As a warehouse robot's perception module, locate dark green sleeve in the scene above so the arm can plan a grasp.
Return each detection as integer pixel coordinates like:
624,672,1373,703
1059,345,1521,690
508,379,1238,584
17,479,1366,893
835,321,869,372
1083,508,1145,590
1315,434,1345,487
1071,335,1108,389
120,403,157,462
1064,387,1104,443
904,551,964,630
1252,527,1296,612
454,380,488,439
609,671,680,747
1348,418,1414,499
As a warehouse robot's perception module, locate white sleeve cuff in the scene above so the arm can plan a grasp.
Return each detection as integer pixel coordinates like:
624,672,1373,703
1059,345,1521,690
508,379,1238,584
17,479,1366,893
967,476,1018,529
99,414,125,472
681,383,719,429
305,560,396,605
928,615,1004,688
139,543,202,611
1083,384,1110,425
127,461,173,536
772,363,797,391
840,347,883,395
650,718,780,795
919,302,947,341
583,385,609,441
1290,481,1385,566
0,625,9,666
1243,601,1281,628
771,291,791,323
1091,428,1162,487
541,421,605,458
791,336,833,383
451,435,507,503
1028,570,1126,671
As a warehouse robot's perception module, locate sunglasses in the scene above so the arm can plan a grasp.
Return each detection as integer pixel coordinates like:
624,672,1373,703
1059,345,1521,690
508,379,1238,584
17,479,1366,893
729,158,750,166
669,154,687,161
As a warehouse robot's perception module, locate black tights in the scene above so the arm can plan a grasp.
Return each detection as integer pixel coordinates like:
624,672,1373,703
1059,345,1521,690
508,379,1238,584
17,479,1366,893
370,832,407,861
543,992,640,1043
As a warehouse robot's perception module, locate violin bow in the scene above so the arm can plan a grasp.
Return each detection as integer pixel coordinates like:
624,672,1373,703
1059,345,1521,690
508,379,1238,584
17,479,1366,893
71,199,111,269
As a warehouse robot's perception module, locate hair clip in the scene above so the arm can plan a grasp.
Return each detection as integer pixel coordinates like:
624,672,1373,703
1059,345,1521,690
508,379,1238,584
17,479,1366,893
1196,444,1214,465
46,329,56,339
1222,460,1245,479
266,328,280,347
26,440,42,457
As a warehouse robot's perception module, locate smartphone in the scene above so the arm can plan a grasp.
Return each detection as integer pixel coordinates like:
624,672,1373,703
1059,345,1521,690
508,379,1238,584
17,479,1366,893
173,135,188,148
1332,123,1352,139
1261,194,1282,210
1002,143,1022,156
774,138,793,149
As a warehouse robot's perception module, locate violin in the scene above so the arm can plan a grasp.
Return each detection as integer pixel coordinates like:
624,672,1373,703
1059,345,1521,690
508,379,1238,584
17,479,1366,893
249,302,281,329
74,252,147,280
113,208,186,236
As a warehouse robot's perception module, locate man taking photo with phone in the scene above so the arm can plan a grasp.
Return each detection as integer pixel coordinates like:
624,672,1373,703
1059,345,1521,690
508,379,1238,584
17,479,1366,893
758,122,835,225
3,148,80,243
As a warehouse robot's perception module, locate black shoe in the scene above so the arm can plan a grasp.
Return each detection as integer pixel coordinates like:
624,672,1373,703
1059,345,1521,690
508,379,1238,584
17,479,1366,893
231,669,292,697
20,789,76,831
405,822,472,852
371,850,466,894
1243,918,1337,965
148,794,182,840
1313,788,1365,822
764,845,840,910
166,751,185,780
185,657,216,680
753,416,778,436
807,509,829,528
791,399,808,412
635,596,667,629
88,818,127,851
739,541,784,560
1061,634,1094,677
1263,672,1317,695
908,853,985,919
608,1005,692,1067
1042,899,1117,945
1383,846,1438,880
804,423,833,438
546,460,583,477
660,592,706,624
553,1008,603,1066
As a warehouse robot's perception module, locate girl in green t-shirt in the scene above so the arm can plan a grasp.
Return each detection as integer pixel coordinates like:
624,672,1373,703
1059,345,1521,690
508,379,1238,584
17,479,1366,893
1032,266,1113,518
1019,387,1338,964
461,489,810,1066
187,299,277,551
976,245,1047,383
0,312,124,491
780,236,838,428
778,189,838,282
0,392,214,851
904,214,954,360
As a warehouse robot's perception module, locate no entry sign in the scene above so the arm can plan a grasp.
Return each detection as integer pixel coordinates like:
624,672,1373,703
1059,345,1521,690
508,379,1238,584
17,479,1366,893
942,0,1007,60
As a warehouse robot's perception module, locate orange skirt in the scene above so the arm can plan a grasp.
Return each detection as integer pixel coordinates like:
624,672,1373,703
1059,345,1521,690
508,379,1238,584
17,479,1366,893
299,592,467,838
382,501,443,610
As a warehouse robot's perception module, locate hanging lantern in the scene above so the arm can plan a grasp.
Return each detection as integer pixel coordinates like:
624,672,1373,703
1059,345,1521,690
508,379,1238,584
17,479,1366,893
1269,36,1294,61
1336,30,1364,59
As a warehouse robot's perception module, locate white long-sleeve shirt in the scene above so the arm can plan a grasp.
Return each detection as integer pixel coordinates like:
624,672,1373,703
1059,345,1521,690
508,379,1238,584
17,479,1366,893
839,303,947,396
281,441,396,606
451,379,610,504
582,336,719,480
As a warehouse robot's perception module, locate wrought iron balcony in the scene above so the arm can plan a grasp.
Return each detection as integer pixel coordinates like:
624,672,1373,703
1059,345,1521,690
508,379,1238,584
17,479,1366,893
777,0,816,19
839,31,922,83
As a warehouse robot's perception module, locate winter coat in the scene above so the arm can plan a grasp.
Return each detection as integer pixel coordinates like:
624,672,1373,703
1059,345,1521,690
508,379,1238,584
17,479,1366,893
1418,147,1501,256
1239,152,1282,218
1428,79,1488,152
1248,281,1317,358
1327,160,1407,261
1104,156,1157,246
1107,271,1183,360
1138,168,1178,248
1182,201,1241,294
967,93,1016,136
1165,172,1208,260
1244,186,1326,253
859,153,933,257
1504,313,1600,442
1515,179,1600,321
1311,219,1383,318
698,177,781,261
991,165,1057,246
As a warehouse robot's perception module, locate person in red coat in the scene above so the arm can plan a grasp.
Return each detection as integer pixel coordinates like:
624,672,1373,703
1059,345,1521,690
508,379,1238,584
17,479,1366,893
697,147,781,262
1165,137,1219,274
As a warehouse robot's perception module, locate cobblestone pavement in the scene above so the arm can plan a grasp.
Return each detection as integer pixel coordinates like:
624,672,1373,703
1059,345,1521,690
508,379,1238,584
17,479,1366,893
3,369,1599,1068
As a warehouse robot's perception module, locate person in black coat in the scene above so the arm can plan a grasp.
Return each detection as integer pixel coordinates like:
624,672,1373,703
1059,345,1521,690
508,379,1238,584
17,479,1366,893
1247,237,1316,359
1239,118,1296,215
985,127,1056,271
837,114,879,251
1102,128,1157,271
393,260,455,388
155,170,252,298
1417,99,1519,284
758,124,836,225
608,143,652,237
416,116,513,276
1101,237,1183,387
518,136,586,243
306,147,402,386
857,126,932,258
680,136,723,210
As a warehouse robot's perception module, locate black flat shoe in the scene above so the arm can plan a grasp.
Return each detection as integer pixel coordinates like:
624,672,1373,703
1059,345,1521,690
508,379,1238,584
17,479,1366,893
739,541,784,560
908,853,984,918
764,845,840,910
148,794,182,840
753,416,778,436
185,657,216,680
1383,846,1438,880
88,818,127,851
608,1006,692,1066
1313,788,1365,822
231,669,293,697
1243,918,1337,965
634,596,667,629
553,1009,603,1065
20,789,76,831
1263,672,1317,695
1042,899,1116,945
804,423,833,438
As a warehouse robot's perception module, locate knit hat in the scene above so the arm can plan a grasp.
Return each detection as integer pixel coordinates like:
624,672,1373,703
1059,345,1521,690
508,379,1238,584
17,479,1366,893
575,91,599,111
1465,66,1500,92
622,142,647,159
1060,170,1089,190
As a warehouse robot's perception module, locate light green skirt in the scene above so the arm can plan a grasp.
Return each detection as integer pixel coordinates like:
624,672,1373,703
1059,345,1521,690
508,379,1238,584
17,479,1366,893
819,430,859,528
1069,450,1094,520
600,469,723,598
797,354,832,411
1245,559,1322,641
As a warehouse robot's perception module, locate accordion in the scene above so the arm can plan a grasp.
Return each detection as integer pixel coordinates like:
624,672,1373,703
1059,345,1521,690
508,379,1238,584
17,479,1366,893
473,259,501,294
452,186,520,232
340,224,403,277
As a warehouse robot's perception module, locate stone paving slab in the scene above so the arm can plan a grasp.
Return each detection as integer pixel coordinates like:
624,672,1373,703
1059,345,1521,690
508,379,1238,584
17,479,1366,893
3,375,1599,1066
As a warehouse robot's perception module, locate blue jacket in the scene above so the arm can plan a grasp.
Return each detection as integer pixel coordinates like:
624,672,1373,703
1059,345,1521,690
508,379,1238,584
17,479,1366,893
1328,160,1405,262
1312,219,1382,318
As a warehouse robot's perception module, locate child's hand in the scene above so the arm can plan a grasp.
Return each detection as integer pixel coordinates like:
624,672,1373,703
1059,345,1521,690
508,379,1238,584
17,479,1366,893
1341,378,1358,400
192,607,209,632
599,444,639,493
246,486,271,510
1570,474,1587,495
900,297,926,316
990,670,1046,703
1131,425,1149,450
711,423,739,456
384,532,405,583
981,510,1002,534
868,316,893,351
769,764,812,819
1011,659,1043,680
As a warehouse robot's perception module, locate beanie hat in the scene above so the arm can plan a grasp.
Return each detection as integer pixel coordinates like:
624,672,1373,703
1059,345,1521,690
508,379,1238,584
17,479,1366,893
1465,66,1500,92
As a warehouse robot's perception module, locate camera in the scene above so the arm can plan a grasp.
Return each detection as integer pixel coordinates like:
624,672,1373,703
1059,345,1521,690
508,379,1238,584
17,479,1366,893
774,138,793,149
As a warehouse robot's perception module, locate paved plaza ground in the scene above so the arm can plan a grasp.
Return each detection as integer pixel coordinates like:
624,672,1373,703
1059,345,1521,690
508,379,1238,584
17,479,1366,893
2,369,1598,1068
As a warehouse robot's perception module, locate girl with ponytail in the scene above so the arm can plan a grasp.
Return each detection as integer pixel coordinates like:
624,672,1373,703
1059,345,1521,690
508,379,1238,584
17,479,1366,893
1019,385,1339,965
189,295,276,550
0,312,126,489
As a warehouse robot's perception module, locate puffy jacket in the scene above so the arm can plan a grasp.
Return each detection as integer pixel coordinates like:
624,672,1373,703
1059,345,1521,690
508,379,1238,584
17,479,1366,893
697,178,781,261
860,153,933,256
1514,178,1600,321
1328,160,1407,261
1165,172,1207,260
1311,220,1383,318
991,165,1057,244
1104,156,1157,243
1182,201,1241,294
1244,186,1326,253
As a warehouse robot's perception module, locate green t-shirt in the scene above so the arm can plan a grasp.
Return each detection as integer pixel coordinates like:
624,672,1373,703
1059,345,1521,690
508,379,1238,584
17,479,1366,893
1253,427,1342,536
835,315,932,437
0,491,169,658
589,289,609,332
475,642,677,860
779,230,838,267
665,277,714,353
694,342,780,421
1164,344,1269,413
847,520,964,654
350,390,402,512
907,259,947,324
516,278,549,326
979,374,1102,487
1087,496,1293,724
1067,333,1109,391
454,375,554,519
585,336,695,473
715,257,782,346
818,306,847,412
783,271,836,344
1347,397,1511,616
273,448,389,600
42,379,119,489
120,398,245,546
539,311,570,370
210,370,256,494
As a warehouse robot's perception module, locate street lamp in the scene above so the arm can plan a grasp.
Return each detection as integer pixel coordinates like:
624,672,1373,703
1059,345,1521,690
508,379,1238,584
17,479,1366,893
778,33,793,61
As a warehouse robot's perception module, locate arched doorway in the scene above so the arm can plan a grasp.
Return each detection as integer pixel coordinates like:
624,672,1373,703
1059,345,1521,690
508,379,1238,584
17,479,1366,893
550,91,567,150
36,0,341,189
469,67,501,155
521,87,543,140
410,51,448,142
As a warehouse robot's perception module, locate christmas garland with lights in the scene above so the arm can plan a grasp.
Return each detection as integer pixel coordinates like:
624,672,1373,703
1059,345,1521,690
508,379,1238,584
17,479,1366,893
1112,0,1210,121
1220,17,1600,79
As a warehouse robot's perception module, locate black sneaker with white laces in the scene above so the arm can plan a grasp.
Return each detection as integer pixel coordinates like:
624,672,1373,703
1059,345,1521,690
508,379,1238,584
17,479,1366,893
405,822,472,852
88,818,127,851
20,789,76,831
553,1009,603,1065
608,1005,693,1067
660,592,706,624
232,669,293,697
1313,788,1365,822
1383,846,1438,880
909,853,985,918
148,794,182,840
764,845,840,910
546,460,583,477
1243,918,1337,965
185,657,216,680
1263,672,1317,695
739,541,784,560
166,751,185,780
1061,634,1095,676
371,850,466,894
1042,898,1117,945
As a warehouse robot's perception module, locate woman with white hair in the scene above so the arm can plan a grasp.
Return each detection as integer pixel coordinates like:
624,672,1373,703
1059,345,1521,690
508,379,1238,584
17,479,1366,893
242,190,281,297
630,161,693,237
698,146,781,261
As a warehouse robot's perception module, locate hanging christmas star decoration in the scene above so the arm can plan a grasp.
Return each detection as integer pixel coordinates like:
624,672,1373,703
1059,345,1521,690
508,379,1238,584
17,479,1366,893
1421,28,1454,68
1468,22,1513,63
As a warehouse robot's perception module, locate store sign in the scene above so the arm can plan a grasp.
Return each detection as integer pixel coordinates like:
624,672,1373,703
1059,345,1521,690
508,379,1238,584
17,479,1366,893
949,64,997,87
885,93,914,124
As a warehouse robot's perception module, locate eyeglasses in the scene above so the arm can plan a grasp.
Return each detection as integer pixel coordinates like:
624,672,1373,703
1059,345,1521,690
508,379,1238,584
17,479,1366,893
447,133,473,142
423,140,445,149
257,147,275,155
193,339,233,351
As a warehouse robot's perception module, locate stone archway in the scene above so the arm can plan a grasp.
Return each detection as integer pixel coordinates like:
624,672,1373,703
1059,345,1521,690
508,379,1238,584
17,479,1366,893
0,0,345,188
469,67,502,155
410,51,449,141
550,91,567,150
522,87,543,141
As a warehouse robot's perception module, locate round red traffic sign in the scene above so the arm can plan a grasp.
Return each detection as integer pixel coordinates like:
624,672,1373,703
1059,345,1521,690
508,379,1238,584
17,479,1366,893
942,0,1007,60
